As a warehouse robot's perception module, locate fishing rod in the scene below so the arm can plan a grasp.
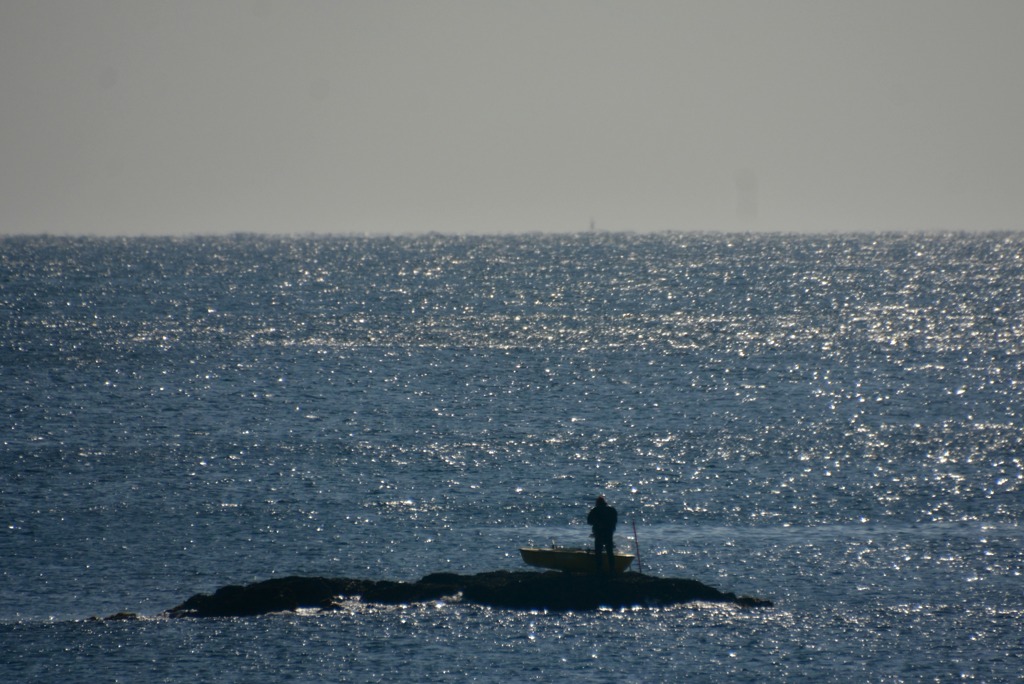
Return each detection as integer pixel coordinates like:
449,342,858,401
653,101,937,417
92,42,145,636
632,518,643,574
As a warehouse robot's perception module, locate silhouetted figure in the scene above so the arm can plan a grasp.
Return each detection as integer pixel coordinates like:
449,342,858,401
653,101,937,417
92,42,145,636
587,496,618,574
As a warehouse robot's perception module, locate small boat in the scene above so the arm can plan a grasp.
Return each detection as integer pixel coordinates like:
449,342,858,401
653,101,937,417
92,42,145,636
519,547,635,574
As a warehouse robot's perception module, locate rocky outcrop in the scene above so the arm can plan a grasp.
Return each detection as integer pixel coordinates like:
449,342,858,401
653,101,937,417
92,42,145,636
165,571,771,618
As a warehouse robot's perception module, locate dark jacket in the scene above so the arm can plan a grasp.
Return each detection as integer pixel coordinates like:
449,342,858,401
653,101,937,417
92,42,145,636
587,501,618,538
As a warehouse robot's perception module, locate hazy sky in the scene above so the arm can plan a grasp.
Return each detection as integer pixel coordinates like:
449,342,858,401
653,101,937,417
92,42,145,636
2,0,1022,236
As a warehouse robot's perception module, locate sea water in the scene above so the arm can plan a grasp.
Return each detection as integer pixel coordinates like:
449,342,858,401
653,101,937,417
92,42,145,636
1,232,1021,682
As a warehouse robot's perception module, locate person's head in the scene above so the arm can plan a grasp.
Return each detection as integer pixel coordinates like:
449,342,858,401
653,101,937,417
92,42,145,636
595,496,607,507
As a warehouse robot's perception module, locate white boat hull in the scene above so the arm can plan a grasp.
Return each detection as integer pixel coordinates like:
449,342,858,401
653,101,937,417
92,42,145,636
519,547,635,574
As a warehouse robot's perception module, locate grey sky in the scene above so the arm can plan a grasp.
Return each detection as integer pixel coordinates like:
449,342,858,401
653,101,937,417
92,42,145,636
2,0,1022,236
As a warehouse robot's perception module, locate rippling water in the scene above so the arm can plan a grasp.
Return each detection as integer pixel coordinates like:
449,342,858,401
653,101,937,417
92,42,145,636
2,233,1022,682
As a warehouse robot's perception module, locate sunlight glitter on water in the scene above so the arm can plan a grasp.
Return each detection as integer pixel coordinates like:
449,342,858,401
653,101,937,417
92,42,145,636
2,233,1022,682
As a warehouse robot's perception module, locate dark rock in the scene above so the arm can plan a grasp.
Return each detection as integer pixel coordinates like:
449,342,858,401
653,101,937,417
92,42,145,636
167,576,360,618
92,611,140,622
165,571,771,618
360,579,455,605
454,571,772,611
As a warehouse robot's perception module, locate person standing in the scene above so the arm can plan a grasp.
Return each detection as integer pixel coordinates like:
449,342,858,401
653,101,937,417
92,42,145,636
587,496,618,574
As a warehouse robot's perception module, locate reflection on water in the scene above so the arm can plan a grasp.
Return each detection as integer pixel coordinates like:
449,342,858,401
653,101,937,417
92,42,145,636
1,233,1022,681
